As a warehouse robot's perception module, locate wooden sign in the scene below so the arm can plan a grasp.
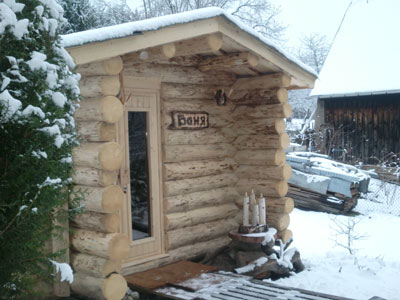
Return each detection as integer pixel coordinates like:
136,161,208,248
170,111,209,130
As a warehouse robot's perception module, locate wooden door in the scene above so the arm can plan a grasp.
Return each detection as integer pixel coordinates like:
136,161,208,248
118,80,165,267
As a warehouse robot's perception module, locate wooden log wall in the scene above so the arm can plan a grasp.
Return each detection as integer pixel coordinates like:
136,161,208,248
155,68,241,258
72,56,129,300
323,94,400,163
231,79,293,242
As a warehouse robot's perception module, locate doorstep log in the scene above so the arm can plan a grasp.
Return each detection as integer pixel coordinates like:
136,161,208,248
71,272,127,300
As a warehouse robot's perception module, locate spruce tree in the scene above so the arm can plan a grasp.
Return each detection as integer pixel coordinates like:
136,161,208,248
0,0,80,298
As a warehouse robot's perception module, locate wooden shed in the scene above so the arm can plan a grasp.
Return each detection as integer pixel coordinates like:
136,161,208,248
63,8,316,300
312,1,400,163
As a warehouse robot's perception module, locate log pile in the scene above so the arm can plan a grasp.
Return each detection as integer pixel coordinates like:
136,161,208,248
286,152,370,214
72,56,129,300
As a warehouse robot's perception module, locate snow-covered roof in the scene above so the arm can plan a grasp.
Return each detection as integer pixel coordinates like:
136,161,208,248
62,7,317,79
311,0,400,97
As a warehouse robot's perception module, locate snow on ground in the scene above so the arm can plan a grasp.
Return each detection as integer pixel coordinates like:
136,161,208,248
271,183,400,300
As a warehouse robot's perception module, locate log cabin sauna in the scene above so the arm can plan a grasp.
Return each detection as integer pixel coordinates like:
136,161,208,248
63,8,316,300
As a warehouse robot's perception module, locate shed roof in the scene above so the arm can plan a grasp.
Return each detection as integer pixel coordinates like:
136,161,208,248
311,0,400,98
62,7,316,88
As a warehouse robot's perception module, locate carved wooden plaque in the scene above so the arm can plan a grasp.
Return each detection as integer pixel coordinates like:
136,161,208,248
170,111,209,130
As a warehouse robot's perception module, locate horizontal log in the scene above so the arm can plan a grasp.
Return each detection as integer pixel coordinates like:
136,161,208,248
167,218,238,250
72,212,120,233
199,52,259,72
236,164,292,181
166,203,238,230
236,178,288,198
76,56,123,76
234,149,286,166
71,272,127,300
277,229,293,244
73,142,122,171
174,33,223,56
71,229,130,260
163,128,236,145
163,112,234,129
230,73,291,92
233,119,286,135
161,83,227,99
77,121,116,142
73,167,118,187
163,158,239,181
163,143,236,163
75,96,123,124
167,236,231,264
235,197,294,214
233,133,290,150
123,62,236,86
233,103,292,119
80,75,120,98
229,87,288,104
166,186,240,213
70,252,121,278
162,98,235,114
266,212,290,231
73,185,124,213
164,173,238,197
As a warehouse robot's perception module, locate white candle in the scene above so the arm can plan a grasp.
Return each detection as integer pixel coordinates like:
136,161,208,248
252,204,259,226
250,189,256,206
258,193,266,225
243,192,250,226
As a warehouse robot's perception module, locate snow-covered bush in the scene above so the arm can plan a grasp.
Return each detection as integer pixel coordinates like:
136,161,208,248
0,0,80,297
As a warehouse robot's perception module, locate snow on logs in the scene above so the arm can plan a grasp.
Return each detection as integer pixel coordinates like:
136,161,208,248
75,96,123,123
71,273,127,300
72,142,122,171
71,229,130,260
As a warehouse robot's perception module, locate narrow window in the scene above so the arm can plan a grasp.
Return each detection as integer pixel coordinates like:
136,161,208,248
128,111,151,240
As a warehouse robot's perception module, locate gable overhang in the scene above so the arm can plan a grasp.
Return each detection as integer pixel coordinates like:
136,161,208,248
65,15,316,89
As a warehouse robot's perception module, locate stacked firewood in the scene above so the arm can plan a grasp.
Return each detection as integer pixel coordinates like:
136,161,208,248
71,56,129,300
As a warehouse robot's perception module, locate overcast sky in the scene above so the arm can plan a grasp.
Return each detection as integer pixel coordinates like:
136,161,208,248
126,0,352,49
271,0,351,49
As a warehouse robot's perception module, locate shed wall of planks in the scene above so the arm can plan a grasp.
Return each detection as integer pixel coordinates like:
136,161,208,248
323,93,400,163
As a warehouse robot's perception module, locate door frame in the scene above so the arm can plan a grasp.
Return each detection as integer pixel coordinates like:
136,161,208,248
117,76,166,268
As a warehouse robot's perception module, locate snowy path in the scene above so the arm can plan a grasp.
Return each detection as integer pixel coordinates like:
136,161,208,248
271,209,400,300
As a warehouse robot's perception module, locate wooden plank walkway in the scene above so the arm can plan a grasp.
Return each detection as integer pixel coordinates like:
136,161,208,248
126,261,355,300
